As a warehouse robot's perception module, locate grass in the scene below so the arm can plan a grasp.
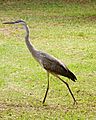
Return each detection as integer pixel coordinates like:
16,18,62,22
0,0,96,119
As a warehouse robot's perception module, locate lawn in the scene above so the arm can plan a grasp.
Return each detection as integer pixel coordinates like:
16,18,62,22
0,0,96,119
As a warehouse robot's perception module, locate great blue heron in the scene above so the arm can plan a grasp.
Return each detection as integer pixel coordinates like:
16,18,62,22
3,20,77,104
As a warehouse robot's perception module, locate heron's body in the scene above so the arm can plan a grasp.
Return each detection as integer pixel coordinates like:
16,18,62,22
25,35,77,82
3,20,77,104
33,50,76,82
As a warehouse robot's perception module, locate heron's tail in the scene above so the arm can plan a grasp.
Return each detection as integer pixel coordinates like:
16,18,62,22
67,70,77,82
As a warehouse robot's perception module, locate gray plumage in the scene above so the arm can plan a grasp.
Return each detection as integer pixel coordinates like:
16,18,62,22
36,51,77,81
3,20,77,104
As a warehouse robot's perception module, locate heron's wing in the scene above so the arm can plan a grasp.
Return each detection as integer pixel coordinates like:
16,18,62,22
39,52,77,81
40,52,69,76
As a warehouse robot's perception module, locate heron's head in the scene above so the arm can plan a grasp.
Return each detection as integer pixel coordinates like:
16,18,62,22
3,19,26,25
3,19,29,33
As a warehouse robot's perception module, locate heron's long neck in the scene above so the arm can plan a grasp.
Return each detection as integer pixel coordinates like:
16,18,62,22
24,24,37,57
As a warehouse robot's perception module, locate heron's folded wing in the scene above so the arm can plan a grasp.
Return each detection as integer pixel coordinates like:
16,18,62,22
41,53,68,76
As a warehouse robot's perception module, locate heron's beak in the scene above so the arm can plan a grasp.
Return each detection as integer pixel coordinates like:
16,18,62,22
3,21,15,24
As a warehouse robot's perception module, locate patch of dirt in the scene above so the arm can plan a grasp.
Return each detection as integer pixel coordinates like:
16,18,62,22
0,28,11,36
61,0,92,4
85,16,96,21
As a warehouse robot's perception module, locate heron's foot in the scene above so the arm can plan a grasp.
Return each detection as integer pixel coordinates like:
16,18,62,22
42,99,45,104
73,100,77,105
42,100,48,106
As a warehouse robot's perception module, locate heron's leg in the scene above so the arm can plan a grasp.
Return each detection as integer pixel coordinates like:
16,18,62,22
43,72,49,104
57,76,76,104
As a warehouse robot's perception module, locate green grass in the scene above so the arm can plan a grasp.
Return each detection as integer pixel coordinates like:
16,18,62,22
0,0,96,119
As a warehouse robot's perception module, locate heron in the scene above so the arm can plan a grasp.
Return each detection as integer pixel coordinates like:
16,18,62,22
3,20,77,104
